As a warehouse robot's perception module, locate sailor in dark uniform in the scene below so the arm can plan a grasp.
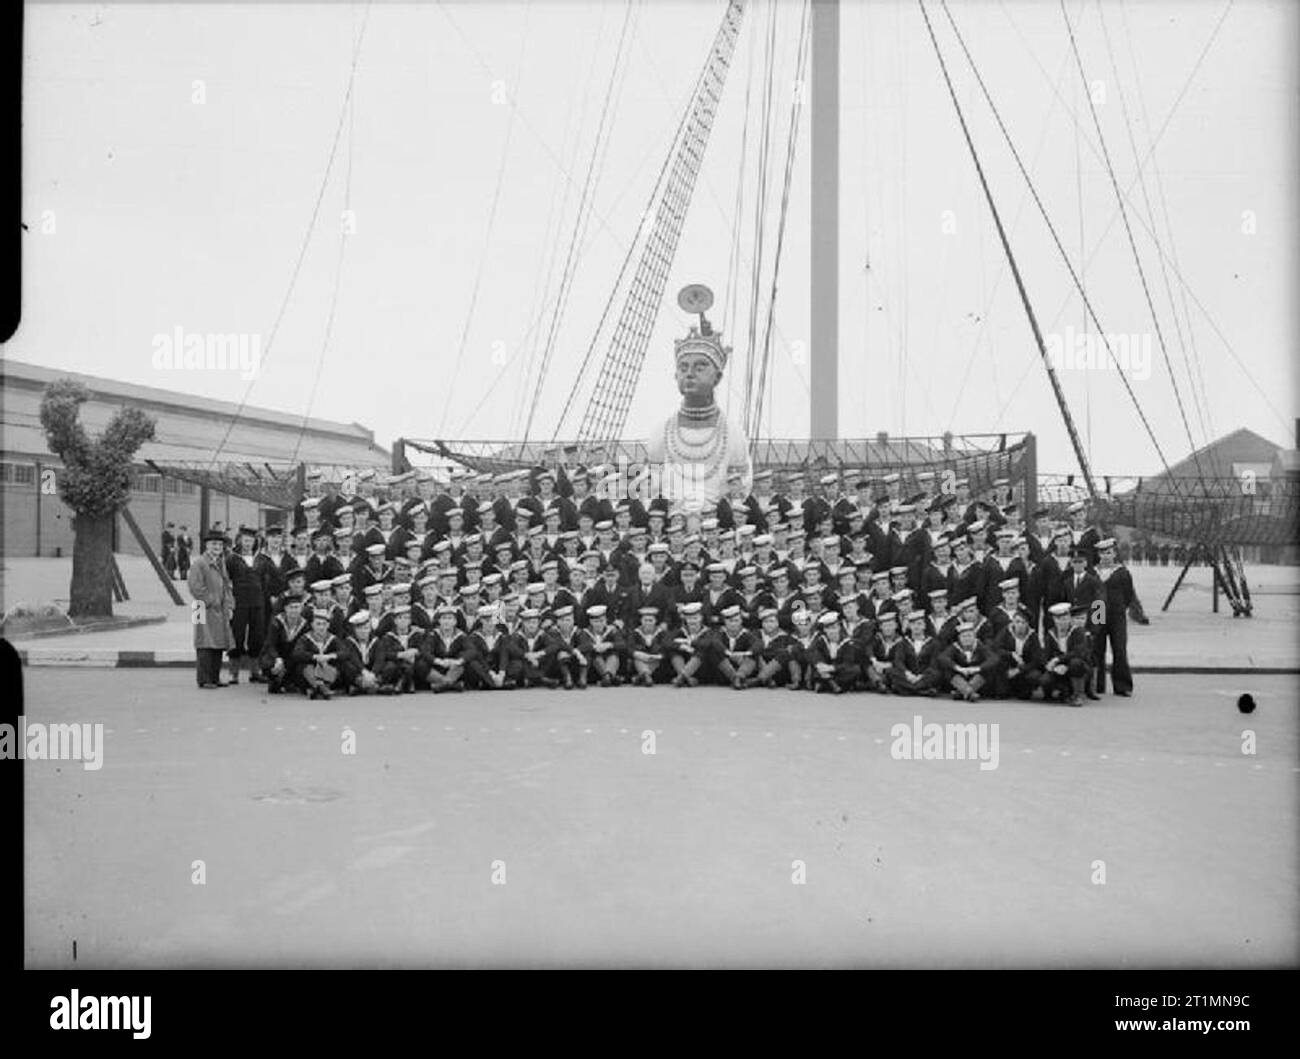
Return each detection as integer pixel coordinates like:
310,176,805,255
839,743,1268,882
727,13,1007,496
1091,538,1134,696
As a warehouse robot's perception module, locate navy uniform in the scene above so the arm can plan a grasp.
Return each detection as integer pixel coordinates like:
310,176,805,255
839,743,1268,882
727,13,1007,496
1040,603,1092,705
1091,539,1134,696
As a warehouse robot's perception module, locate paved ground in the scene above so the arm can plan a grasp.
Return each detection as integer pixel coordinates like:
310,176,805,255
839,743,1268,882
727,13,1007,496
21,669,1298,968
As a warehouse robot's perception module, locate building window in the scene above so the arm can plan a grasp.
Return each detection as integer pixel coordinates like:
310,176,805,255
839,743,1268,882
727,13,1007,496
8,463,35,485
134,473,162,493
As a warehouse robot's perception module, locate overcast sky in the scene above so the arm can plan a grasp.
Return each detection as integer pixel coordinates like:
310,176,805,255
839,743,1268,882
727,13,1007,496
9,0,1297,476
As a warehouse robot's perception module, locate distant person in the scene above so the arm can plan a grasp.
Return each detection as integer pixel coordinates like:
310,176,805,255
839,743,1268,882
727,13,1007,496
188,529,236,689
161,522,177,578
176,525,192,579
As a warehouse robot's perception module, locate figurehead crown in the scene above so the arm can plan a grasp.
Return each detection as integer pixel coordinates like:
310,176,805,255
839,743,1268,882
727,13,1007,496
675,283,730,373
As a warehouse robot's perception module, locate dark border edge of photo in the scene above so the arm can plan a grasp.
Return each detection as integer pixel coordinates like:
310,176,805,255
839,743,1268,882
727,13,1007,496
0,0,20,344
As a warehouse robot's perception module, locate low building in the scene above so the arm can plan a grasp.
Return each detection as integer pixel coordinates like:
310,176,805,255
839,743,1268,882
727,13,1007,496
1,359,388,560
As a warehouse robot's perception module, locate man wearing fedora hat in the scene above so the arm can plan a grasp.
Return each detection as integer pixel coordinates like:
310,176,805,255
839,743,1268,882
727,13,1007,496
187,529,236,689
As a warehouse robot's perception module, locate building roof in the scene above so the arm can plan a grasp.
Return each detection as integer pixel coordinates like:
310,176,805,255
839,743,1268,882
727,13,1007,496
1139,427,1284,484
1,359,389,468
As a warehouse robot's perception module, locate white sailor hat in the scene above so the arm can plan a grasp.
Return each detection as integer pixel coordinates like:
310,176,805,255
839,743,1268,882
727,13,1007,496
758,606,779,620
753,533,773,546
889,565,909,576
1049,602,1071,617
520,607,542,620
700,518,720,532
390,603,412,616
819,472,839,486
706,561,727,575
905,609,927,623
311,579,334,593
391,582,413,595
437,566,458,579
637,605,660,618
365,543,386,556
736,564,758,578
891,589,912,603
417,574,439,588
719,604,742,619
917,471,935,482
526,581,546,594
678,601,703,616
482,572,503,586
648,542,669,554
552,604,574,619
817,611,840,627
822,535,841,548
956,620,977,633
1097,537,1117,551
363,583,383,597
998,577,1019,591
737,524,756,538
877,610,899,623
348,610,371,626
753,469,773,482
928,588,948,599
791,609,813,625
586,604,608,619
301,497,321,510
1067,500,1087,514
956,596,979,611
870,570,889,582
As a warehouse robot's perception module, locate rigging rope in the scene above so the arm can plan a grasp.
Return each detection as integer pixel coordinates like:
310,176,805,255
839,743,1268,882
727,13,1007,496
1060,0,1211,489
437,0,534,437
291,53,358,466
206,0,372,472
523,1,635,443
919,0,1099,497
749,0,810,446
936,0,1168,481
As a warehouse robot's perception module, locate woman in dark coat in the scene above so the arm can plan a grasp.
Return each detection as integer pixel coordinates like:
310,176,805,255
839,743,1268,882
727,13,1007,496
187,530,236,688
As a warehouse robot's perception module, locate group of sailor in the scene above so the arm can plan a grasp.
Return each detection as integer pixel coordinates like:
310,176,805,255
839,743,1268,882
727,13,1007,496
202,464,1136,706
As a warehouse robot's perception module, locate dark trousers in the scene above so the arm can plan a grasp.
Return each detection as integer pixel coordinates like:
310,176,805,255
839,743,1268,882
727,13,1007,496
229,604,266,662
195,648,224,686
1093,620,1132,693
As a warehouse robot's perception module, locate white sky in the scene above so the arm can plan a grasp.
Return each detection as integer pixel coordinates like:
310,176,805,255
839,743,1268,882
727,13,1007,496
8,0,1298,476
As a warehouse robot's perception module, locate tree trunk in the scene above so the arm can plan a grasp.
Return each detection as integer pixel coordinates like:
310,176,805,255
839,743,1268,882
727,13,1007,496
69,511,115,618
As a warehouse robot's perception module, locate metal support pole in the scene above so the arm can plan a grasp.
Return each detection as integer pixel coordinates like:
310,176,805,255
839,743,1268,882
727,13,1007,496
810,0,839,440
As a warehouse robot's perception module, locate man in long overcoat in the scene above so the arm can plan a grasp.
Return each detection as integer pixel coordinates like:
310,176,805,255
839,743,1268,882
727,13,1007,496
188,529,236,688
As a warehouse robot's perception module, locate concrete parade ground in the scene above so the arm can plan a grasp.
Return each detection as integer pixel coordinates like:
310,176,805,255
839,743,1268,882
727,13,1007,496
19,668,1299,969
